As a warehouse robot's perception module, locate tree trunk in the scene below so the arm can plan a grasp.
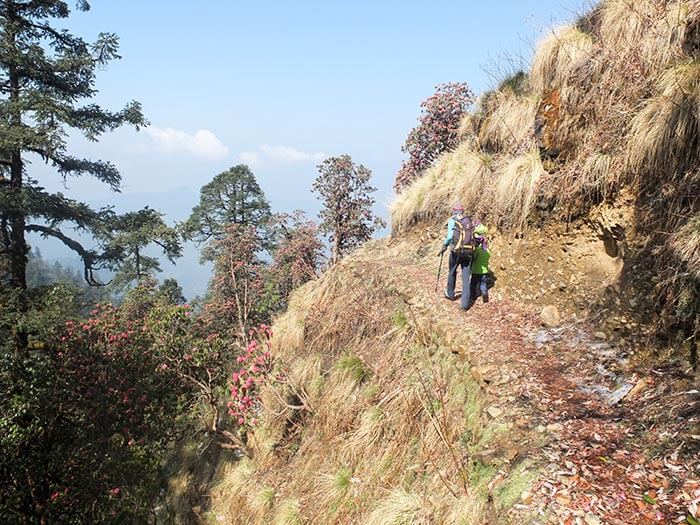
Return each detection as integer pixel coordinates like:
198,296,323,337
135,247,141,279
7,10,27,291
6,7,29,350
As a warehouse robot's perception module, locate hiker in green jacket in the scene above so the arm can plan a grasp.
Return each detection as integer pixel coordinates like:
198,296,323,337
468,223,491,307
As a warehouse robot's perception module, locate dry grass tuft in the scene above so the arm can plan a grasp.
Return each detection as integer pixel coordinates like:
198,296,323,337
599,0,692,70
531,25,594,94
670,215,700,277
492,149,545,229
457,112,478,143
272,497,302,525
442,494,490,524
390,144,491,233
207,458,256,523
627,59,700,181
478,91,538,154
349,406,386,450
251,485,276,516
271,302,307,360
365,489,429,525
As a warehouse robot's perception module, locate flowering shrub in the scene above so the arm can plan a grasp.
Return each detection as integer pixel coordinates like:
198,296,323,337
201,224,267,339
313,154,386,264
265,211,325,311
227,325,273,427
0,282,192,522
394,82,475,192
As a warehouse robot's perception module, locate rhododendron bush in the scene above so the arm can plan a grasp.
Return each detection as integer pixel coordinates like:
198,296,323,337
0,280,273,522
394,82,475,192
0,282,192,521
228,325,273,427
201,224,268,339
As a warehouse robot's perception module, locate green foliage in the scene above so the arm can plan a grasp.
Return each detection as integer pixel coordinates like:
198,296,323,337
0,279,239,522
392,303,408,328
468,460,498,494
0,0,146,287
183,165,272,260
312,154,386,264
158,277,186,305
335,352,370,383
98,207,182,290
493,461,538,511
333,466,353,493
201,224,268,339
26,249,108,308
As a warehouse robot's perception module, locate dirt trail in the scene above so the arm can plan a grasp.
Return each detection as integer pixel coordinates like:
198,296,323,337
360,243,699,525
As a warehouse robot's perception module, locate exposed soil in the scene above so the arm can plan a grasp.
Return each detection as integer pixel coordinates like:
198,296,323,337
353,228,700,524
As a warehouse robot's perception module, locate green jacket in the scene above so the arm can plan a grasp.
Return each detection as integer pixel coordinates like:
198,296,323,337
472,245,490,275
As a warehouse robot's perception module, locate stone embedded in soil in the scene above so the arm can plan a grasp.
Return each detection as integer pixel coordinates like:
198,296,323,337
546,423,563,432
625,377,652,400
594,331,607,340
486,406,503,418
584,513,602,525
540,305,561,328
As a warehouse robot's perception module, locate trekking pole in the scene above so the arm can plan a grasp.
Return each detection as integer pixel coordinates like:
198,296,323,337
435,249,445,293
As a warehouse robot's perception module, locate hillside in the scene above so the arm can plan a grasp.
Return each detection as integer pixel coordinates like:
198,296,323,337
204,1,700,524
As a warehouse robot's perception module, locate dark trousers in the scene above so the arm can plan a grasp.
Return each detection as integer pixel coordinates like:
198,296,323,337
469,273,489,306
446,251,472,309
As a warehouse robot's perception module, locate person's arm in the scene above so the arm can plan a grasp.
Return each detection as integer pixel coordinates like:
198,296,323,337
443,218,454,247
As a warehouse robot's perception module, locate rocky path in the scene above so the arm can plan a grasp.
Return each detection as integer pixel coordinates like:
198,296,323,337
365,243,700,524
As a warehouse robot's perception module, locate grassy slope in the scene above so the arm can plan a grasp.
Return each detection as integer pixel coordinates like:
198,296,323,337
207,230,698,524
206,239,540,524
205,1,700,523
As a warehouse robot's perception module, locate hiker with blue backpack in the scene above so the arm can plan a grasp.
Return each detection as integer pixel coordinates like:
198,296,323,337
439,203,475,310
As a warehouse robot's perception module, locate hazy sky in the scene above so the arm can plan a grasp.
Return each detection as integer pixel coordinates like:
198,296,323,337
31,0,592,297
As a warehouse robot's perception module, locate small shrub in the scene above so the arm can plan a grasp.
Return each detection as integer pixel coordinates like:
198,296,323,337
335,352,370,383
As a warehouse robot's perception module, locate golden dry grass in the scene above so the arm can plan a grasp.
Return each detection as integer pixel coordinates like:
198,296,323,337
492,149,545,229
670,215,700,277
627,59,700,180
206,251,516,524
364,489,429,525
531,25,594,94
599,0,692,70
272,497,302,525
457,112,478,143
390,144,491,233
477,91,538,154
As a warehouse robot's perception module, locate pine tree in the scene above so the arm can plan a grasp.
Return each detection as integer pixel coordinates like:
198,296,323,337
0,1,146,291
184,164,272,260
99,207,182,290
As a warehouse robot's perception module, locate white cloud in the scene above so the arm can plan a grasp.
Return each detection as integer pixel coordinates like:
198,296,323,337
144,126,229,160
239,144,325,167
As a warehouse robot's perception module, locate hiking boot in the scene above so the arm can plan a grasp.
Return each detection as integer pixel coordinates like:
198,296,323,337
444,290,454,301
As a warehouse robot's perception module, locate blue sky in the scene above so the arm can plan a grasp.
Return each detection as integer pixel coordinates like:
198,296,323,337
33,0,592,297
